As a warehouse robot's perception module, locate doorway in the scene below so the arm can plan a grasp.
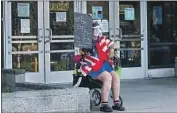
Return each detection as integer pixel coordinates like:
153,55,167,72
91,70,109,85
86,1,147,79
5,1,80,83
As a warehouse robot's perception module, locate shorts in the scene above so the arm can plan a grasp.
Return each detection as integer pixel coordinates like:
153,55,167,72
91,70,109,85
88,62,113,78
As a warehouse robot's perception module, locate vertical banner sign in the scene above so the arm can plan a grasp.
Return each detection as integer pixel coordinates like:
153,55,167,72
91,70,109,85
74,12,93,49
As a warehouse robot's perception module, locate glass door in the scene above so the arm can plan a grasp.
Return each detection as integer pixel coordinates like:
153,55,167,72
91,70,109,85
7,1,79,83
86,1,146,79
44,1,76,83
7,1,45,83
114,1,146,79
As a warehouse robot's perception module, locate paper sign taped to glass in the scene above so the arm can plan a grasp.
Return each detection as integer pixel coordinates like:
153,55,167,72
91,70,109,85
124,8,135,20
21,19,30,33
56,12,67,22
153,6,162,25
92,6,103,19
17,3,30,17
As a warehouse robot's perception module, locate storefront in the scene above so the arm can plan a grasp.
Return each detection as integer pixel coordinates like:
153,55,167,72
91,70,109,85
2,1,177,83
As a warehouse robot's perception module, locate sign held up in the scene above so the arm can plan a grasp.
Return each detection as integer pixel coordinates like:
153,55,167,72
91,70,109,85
74,12,93,49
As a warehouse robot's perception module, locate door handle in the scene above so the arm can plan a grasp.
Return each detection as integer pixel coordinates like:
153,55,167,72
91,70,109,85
45,28,52,43
115,28,122,41
109,28,114,39
37,28,43,43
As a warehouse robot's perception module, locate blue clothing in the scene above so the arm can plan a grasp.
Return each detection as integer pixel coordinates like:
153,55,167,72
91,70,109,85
103,62,114,73
88,62,114,78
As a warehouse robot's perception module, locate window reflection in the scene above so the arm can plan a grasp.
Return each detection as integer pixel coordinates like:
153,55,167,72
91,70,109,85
87,1,109,36
148,2,177,43
120,41,141,48
119,2,141,67
50,42,74,50
148,1,177,68
119,2,140,35
50,52,74,71
12,54,39,72
120,50,141,67
49,1,74,35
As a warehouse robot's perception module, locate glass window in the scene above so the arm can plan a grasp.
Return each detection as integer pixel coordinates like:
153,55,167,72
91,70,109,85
11,2,38,36
49,1,74,35
119,1,141,67
87,1,109,36
148,1,177,68
50,52,74,71
119,2,140,35
11,2,39,72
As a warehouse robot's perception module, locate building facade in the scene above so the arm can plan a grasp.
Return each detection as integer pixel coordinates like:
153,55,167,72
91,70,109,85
1,1,177,84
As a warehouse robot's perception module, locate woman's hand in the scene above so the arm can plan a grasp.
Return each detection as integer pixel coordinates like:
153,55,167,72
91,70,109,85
108,48,115,59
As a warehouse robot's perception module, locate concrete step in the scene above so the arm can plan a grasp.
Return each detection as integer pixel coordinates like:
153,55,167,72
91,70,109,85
2,87,90,112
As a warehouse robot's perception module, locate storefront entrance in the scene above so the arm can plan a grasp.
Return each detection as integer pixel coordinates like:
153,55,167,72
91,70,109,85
86,1,147,79
4,1,148,83
5,1,81,83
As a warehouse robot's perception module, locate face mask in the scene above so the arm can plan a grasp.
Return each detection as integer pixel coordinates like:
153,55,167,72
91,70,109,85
93,26,103,40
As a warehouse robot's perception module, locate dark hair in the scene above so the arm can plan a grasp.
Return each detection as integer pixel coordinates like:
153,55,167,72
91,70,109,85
92,21,100,27
80,48,92,55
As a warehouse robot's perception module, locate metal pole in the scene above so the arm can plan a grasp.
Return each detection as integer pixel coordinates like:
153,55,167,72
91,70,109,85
175,57,177,77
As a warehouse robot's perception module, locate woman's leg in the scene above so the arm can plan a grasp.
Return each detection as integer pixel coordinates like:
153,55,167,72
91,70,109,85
110,71,120,102
110,71,125,111
102,62,125,111
102,62,120,101
96,71,112,103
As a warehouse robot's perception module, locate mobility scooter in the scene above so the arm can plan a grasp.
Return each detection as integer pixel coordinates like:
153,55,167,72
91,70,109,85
72,49,123,107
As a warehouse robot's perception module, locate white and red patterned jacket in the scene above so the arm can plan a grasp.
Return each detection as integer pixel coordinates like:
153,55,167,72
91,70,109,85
73,55,103,76
94,36,115,66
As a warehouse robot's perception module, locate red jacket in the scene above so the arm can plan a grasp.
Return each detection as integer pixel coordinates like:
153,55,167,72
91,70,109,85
73,55,103,76
95,36,114,66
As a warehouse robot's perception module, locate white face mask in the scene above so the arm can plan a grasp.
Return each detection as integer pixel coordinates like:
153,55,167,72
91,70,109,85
93,26,103,40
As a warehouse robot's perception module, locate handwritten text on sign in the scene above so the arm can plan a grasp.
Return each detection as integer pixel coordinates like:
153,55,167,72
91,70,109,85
74,13,93,49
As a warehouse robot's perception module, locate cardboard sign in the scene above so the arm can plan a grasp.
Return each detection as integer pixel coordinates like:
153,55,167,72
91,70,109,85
74,12,93,49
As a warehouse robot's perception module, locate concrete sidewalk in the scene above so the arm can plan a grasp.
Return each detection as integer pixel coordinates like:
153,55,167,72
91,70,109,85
92,77,177,112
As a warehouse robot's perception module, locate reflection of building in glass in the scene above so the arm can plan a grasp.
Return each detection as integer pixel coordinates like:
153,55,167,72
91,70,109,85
148,1,177,67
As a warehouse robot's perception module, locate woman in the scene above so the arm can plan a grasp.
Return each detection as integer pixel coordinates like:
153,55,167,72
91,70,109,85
73,20,125,112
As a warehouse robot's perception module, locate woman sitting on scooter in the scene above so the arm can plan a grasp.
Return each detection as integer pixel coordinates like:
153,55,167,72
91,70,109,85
73,19,125,112
91,20,125,112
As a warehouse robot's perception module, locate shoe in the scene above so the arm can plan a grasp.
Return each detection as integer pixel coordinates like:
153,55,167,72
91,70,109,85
100,104,113,112
112,103,125,111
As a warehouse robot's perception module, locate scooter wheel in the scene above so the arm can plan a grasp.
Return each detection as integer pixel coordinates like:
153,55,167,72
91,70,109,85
90,89,101,106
